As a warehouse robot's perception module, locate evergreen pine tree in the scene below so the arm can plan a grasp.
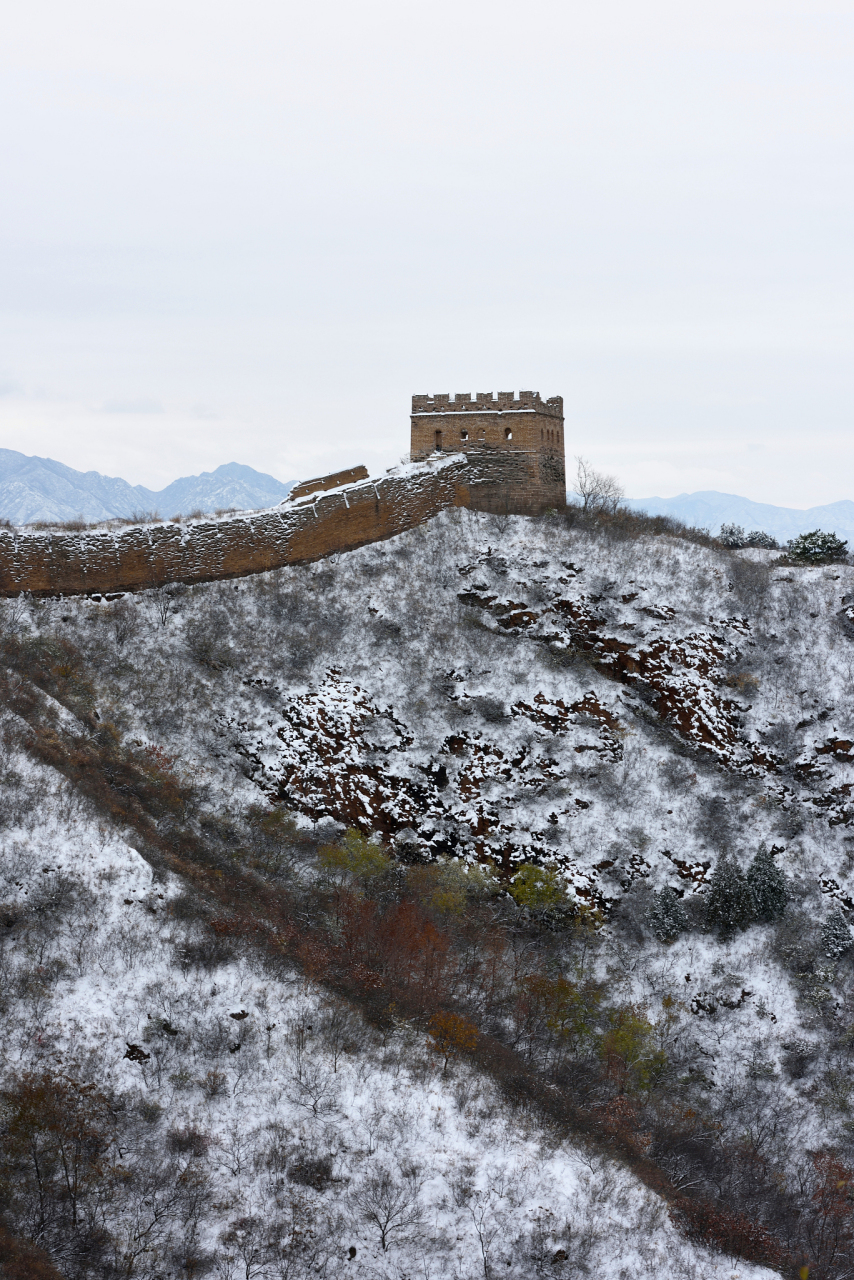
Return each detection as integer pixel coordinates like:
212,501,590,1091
746,845,788,922
821,908,852,960
787,530,848,564
648,887,688,943
745,529,778,550
704,855,755,938
718,523,746,548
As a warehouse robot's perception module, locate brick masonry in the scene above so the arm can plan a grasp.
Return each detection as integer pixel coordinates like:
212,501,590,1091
288,465,369,501
410,390,566,516
0,391,567,599
0,454,520,599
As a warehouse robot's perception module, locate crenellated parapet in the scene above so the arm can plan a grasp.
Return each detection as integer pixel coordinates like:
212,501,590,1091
412,391,563,418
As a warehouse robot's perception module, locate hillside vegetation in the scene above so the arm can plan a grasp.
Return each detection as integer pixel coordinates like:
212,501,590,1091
3,504,854,1278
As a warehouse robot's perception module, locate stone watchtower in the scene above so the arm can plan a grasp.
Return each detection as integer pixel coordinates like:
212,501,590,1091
410,391,566,516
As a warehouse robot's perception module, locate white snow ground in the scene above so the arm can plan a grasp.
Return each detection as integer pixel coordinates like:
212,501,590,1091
0,741,773,1279
5,505,854,1275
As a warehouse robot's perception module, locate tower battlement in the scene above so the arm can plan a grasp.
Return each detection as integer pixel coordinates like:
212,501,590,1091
410,388,566,515
412,391,563,418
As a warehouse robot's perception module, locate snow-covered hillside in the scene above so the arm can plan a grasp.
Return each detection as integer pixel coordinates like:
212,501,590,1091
3,503,854,1277
0,745,763,1279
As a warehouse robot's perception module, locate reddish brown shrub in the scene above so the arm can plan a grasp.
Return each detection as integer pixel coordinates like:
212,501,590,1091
670,1195,789,1269
427,1011,478,1071
0,1226,64,1280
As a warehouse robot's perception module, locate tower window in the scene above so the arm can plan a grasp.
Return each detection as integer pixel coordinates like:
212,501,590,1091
435,430,443,450
460,429,468,440
504,428,512,440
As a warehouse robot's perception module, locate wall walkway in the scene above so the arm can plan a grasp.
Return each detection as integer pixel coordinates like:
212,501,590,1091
0,456,479,598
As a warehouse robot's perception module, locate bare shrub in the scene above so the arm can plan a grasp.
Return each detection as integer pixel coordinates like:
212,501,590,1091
201,1069,228,1099
267,1192,342,1279
167,1126,211,1157
288,1152,333,1190
727,555,771,609
351,1164,424,1251
174,933,236,974
104,599,141,648
572,457,624,515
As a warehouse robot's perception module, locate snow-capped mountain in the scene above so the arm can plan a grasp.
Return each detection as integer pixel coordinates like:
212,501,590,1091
627,488,854,543
0,449,293,524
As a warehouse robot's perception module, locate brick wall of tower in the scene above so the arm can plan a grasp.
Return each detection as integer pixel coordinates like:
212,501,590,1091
410,391,565,516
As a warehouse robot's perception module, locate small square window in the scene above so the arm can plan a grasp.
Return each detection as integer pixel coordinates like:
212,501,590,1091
460,429,468,440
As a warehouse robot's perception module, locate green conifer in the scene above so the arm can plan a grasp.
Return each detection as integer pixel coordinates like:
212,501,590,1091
704,855,755,938
648,887,688,943
821,908,852,960
746,845,788,922
787,530,848,564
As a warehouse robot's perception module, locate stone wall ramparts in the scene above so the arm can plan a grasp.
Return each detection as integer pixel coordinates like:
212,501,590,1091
0,454,521,599
0,383,567,599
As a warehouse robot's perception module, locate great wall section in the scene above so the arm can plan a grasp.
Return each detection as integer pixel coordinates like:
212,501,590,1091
0,391,566,598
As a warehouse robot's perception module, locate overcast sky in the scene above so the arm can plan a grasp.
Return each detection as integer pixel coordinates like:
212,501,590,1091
1,0,852,505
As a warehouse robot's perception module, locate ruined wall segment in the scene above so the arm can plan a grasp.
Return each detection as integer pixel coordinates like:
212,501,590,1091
288,465,369,501
410,390,566,516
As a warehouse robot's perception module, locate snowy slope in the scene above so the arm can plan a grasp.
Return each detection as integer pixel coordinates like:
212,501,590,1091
0,735,770,1279
5,504,854,1275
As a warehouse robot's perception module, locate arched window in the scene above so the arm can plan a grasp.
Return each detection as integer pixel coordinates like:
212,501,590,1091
504,427,512,440
435,430,443,451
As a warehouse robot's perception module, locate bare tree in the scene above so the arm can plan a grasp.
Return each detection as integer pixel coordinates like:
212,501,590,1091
284,1025,337,1116
148,582,187,627
316,1003,365,1073
573,457,624,514
469,1193,503,1280
268,1193,341,1279
218,1216,266,1280
352,1165,423,1251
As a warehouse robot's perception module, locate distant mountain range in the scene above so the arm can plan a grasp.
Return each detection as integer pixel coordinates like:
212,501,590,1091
4,451,851,545
626,490,854,545
0,450,294,524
